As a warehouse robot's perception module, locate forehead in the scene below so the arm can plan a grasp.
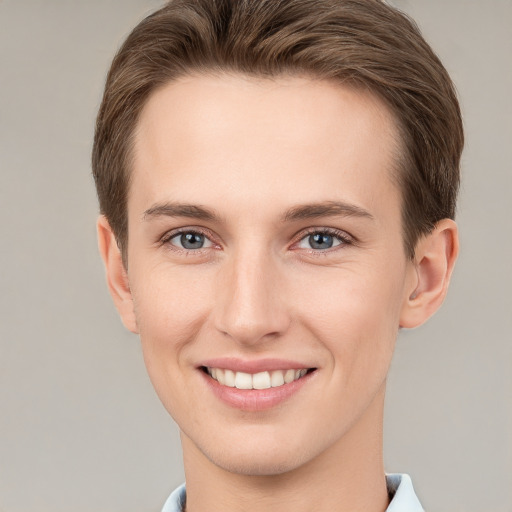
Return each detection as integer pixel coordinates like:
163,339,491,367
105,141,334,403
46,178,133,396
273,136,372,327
130,73,401,222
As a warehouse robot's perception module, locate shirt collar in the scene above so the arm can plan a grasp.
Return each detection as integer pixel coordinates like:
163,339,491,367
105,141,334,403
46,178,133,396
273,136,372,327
386,474,424,512
162,473,424,512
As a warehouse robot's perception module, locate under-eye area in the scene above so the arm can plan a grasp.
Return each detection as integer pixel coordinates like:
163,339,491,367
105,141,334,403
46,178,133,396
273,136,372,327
200,366,317,390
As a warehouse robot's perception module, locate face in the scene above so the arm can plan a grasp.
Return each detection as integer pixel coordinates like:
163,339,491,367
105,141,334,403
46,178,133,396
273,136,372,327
121,74,417,475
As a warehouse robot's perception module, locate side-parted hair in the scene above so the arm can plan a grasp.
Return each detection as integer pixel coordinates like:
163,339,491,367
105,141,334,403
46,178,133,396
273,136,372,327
92,0,463,261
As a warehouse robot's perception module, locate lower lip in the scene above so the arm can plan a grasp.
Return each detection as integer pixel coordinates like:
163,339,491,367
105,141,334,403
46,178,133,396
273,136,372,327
200,370,314,411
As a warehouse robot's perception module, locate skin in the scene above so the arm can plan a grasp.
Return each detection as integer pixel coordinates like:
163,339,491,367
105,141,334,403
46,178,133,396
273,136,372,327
98,74,458,512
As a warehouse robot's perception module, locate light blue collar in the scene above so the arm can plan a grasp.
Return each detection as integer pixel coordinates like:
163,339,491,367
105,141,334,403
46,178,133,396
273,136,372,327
162,473,424,512
385,474,424,512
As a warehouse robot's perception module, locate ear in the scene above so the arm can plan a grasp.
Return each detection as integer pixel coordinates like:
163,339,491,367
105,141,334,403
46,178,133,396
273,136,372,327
400,219,459,329
97,216,139,333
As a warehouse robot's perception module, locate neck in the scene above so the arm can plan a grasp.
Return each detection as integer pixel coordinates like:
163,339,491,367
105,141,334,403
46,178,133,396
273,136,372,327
181,385,389,512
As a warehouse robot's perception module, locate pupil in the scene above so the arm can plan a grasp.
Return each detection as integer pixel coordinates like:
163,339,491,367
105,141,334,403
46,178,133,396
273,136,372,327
309,233,333,250
181,232,204,249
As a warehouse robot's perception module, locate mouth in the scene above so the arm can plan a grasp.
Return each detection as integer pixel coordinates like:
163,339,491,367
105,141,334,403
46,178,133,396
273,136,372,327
201,366,316,390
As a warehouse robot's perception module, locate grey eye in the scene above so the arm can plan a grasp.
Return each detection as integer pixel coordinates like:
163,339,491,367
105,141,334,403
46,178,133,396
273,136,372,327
170,231,213,250
309,233,334,250
296,232,344,250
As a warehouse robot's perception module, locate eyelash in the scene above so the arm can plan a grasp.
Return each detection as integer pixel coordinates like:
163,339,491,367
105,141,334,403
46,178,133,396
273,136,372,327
159,227,354,255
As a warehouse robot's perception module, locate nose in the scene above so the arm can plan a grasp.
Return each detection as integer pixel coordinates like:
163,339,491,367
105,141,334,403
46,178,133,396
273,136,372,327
213,248,291,346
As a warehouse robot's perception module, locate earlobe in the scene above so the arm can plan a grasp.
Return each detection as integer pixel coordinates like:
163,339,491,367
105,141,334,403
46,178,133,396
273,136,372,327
399,219,459,329
97,216,139,334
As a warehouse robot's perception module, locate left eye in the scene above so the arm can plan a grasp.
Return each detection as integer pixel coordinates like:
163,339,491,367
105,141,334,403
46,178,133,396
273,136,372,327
168,231,213,250
296,232,344,250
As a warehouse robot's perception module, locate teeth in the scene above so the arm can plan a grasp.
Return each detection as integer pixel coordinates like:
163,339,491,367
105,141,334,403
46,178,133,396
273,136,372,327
216,368,226,385
235,371,253,389
206,367,309,389
284,369,296,384
224,369,235,387
270,370,285,387
252,371,271,389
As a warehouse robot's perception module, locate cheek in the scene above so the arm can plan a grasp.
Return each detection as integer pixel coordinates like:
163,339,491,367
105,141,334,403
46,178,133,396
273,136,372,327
130,266,213,393
133,263,212,334
292,261,406,372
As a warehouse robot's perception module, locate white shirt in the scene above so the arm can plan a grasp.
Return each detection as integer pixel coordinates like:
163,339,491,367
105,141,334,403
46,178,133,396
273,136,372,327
161,473,424,512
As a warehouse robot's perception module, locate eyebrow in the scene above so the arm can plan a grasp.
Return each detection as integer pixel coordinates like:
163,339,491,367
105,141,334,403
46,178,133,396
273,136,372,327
282,201,374,222
143,202,220,221
142,200,373,223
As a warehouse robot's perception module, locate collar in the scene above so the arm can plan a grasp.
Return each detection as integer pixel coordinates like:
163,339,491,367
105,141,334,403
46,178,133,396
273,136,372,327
385,474,424,512
162,473,424,512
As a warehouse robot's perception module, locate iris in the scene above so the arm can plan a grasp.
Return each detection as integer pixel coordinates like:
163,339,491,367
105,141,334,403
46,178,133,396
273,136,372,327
309,233,334,250
180,232,205,249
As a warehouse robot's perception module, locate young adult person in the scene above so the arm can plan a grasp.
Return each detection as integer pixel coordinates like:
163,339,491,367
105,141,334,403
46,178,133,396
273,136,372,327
93,0,463,510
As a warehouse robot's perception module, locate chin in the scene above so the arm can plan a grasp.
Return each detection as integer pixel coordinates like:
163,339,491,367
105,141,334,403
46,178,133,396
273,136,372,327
206,447,306,476
190,429,321,477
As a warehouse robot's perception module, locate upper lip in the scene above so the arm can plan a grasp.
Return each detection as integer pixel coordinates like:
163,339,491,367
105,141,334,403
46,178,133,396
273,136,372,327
199,357,316,374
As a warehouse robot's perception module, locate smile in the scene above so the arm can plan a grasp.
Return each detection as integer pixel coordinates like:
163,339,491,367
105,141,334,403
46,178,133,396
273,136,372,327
203,367,311,390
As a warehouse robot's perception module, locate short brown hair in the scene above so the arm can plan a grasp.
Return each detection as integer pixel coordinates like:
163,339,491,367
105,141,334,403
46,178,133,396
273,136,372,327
92,0,463,261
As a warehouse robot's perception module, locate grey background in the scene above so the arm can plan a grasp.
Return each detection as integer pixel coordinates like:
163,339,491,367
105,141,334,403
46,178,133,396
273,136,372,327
0,1,510,511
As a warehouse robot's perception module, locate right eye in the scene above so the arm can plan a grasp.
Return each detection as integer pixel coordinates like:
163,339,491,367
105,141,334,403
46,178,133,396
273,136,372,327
166,230,214,250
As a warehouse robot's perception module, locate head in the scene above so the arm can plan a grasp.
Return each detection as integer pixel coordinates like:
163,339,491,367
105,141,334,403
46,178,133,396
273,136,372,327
94,0,462,478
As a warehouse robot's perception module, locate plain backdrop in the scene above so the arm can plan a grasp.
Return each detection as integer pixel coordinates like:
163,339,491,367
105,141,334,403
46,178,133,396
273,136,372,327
0,1,511,511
